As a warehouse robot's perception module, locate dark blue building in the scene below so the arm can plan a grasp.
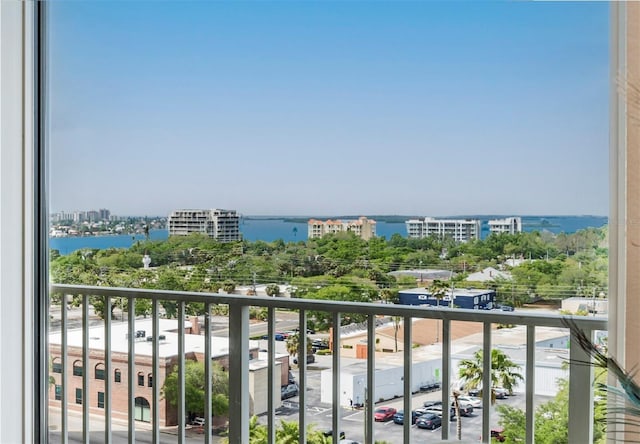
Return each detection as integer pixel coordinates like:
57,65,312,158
397,288,496,310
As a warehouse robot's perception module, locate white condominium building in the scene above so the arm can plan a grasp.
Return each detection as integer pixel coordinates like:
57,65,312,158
405,217,481,242
308,216,376,240
488,217,522,235
168,209,240,242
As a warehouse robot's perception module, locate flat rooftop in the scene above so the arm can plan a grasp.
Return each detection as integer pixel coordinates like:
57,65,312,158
49,318,259,359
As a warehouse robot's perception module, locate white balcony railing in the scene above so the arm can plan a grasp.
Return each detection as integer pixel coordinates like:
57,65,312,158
49,284,607,444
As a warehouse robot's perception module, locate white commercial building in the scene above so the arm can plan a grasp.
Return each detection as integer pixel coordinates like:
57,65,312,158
488,217,522,235
168,209,240,242
405,217,481,242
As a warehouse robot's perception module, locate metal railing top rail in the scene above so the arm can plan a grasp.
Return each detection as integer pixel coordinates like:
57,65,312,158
50,284,607,331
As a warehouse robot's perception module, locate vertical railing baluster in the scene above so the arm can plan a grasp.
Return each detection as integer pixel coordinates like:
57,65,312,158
525,325,535,444
568,326,594,444
104,296,112,444
267,307,276,444
177,301,185,444
366,315,375,444
204,302,212,444
228,303,249,444
127,296,136,444
82,294,89,444
152,299,160,444
61,294,68,444
482,322,492,443
298,310,307,444
403,315,412,444
331,312,341,444
441,318,451,440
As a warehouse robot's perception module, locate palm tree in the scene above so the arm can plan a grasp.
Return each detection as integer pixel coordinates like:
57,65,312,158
285,333,313,359
429,279,449,307
457,349,523,404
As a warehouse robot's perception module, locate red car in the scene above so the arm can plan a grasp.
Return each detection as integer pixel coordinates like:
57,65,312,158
374,406,397,422
491,428,506,442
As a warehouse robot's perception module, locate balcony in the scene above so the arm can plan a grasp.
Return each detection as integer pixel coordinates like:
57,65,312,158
49,284,606,444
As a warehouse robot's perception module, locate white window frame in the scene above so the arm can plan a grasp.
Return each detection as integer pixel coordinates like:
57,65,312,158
0,1,45,442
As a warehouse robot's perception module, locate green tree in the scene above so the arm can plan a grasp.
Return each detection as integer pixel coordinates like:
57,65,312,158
265,283,280,297
161,360,229,417
457,349,523,403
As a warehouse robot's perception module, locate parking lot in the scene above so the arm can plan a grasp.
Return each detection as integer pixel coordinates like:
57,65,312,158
265,352,551,443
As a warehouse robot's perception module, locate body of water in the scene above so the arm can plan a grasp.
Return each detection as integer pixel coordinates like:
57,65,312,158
50,215,608,255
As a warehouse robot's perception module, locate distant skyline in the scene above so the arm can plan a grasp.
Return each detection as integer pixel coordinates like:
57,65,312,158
49,2,609,217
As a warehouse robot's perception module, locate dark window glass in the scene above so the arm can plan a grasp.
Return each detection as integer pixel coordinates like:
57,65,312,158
147,373,153,388
75,388,82,405
73,361,83,376
95,364,105,380
55,385,62,401
114,369,121,383
97,391,105,408
138,373,144,386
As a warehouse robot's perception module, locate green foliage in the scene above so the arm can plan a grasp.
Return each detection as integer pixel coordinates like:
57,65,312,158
50,225,609,314
223,418,329,444
161,360,229,417
496,378,606,444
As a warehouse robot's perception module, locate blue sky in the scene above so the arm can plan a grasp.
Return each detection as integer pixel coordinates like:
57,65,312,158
50,1,609,217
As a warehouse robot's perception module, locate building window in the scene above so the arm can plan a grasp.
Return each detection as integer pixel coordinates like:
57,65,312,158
95,363,105,380
147,373,153,388
138,372,144,386
73,360,83,376
55,385,62,401
114,369,121,383
75,388,82,405
97,391,105,409
52,357,62,374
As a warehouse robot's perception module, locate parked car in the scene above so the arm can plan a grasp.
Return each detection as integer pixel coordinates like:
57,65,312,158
416,412,442,430
280,383,299,400
373,406,397,422
191,417,205,426
491,427,506,442
456,395,482,408
392,410,420,425
294,327,316,335
424,405,455,421
322,430,346,439
494,387,508,399
419,381,441,392
339,440,361,444
423,400,442,408
293,354,315,365
454,402,474,416
311,338,330,349
500,305,515,312
468,387,507,399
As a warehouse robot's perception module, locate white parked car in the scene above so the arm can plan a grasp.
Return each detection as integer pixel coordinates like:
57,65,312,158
456,395,482,408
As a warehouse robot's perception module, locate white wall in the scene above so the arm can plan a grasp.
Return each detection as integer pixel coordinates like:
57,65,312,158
320,359,442,406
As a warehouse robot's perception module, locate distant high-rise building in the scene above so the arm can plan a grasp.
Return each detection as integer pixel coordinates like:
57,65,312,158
168,209,240,242
488,217,522,235
307,216,376,240
99,208,111,221
405,217,481,242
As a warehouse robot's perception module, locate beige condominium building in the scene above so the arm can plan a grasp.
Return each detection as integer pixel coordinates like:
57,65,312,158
307,216,376,240
168,209,240,242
